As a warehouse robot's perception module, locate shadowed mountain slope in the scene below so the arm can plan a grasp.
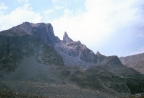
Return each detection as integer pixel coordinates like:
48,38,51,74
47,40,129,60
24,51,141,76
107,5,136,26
0,22,56,46
0,36,64,84
120,53,144,74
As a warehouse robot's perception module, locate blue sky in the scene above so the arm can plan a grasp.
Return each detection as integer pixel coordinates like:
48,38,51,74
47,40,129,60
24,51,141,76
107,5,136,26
0,0,144,57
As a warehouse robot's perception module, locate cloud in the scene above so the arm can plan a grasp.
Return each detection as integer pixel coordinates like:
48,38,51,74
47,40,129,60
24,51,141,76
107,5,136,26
52,0,68,9
0,3,8,10
50,0,139,48
0,3,8,15
43,10,53,15
17,0,29,3
136,33,144,38
0,4,42,31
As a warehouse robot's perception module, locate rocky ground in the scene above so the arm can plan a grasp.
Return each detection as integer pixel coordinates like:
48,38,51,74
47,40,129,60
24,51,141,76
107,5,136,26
0,88,46,98
0,80,109,98
124,93,144,98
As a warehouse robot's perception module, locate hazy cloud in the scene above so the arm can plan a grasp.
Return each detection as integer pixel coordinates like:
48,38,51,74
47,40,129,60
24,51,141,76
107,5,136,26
0,3,8,10
52,0,68,9
17,0,29,3
50,0,139,46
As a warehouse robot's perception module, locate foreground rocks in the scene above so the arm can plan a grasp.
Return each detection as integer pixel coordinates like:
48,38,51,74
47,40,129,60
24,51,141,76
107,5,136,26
124,93,144,98
0,88,46,98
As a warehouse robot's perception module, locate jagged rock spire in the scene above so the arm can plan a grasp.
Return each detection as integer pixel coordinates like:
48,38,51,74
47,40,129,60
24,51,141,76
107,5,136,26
96,51,101,56
63,32,73,43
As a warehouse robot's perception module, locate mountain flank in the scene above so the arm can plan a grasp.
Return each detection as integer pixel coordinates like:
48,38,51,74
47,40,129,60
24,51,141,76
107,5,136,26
120,53,144,74
0,22,144,98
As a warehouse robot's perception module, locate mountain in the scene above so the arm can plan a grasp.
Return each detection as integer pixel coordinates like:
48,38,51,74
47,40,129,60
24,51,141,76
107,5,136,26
0,22,144,98
120,53,144,74
0,22,107,98
0,22,56,46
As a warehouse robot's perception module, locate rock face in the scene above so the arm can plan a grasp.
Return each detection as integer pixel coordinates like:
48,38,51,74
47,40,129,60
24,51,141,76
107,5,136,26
120,53,144,74
0,23,64,76
101,56,122,65
1,22,56,46
63,32,73,43
55,32,99,66
96,51,106,64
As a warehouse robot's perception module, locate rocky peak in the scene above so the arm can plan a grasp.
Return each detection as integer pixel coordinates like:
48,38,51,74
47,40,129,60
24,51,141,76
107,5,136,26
95,51,106,63
18,22,33,35
30,22,55,46
10,22,56,46
19,22,54,34
96,51,101,56
63,32,73,43
101,56,122,65
56,38,97,64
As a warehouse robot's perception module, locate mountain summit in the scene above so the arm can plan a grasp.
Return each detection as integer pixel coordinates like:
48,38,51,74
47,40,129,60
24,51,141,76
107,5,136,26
63,32,73,43
0,22,56,46
96,51,101,56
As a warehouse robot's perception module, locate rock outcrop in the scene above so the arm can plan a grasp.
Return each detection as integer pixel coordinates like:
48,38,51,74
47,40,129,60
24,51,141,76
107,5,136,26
63,32,73,43
96,51,106,64
55,32,98,66
101,56,122,65
0,22,56,46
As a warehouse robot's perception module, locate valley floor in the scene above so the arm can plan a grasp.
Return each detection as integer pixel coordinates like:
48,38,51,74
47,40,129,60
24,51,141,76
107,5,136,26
0,80,124,98
0,88,46,98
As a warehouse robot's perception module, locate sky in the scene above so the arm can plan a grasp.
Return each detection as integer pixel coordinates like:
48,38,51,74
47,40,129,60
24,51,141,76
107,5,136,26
0,0,144,57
